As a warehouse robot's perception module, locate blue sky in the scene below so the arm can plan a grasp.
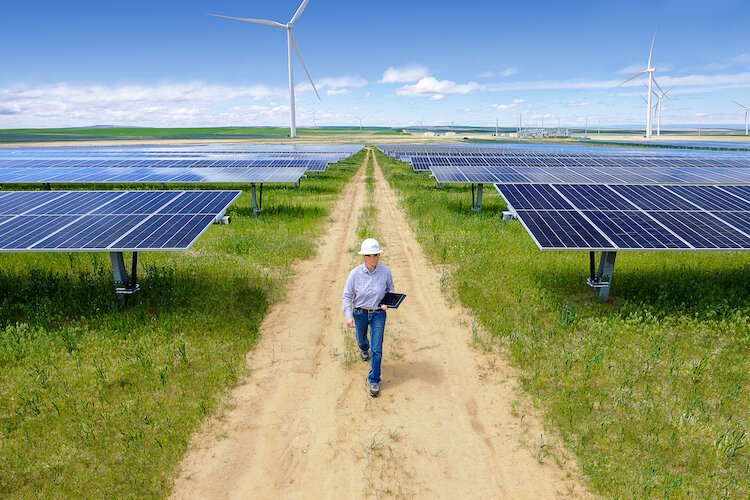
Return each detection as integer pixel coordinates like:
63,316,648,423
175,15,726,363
1,0,749,129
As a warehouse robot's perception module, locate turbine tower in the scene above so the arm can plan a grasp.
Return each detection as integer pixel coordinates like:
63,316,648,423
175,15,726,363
209,0,321,138
647,80,673,136
733,100,750,135
619,31,658,138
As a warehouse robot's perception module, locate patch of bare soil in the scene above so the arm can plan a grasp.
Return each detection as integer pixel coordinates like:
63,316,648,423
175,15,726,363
171,149,591,498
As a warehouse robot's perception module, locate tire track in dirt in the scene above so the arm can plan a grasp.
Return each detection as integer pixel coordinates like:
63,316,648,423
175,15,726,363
172,148,590,498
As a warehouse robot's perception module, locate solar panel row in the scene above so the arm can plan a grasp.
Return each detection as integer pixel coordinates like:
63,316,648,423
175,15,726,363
0,158,332,171
0,166,308,184
414,154,750,170
496,183,750,251
0,145,364,173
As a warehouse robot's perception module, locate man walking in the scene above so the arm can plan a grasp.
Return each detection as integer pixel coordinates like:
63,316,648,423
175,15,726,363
342,238,394,398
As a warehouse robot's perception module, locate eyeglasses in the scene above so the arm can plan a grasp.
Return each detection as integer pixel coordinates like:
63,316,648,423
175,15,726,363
364,254,380,258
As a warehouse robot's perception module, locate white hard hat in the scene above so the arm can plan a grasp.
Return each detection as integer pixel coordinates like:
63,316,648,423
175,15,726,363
358,238,383,255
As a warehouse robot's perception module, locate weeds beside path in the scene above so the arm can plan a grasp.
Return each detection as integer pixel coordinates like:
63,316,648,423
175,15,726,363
375,147,750,498
0,151,364,497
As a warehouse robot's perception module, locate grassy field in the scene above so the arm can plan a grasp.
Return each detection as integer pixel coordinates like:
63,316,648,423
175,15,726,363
0,150,364,497
0,127,405,143
375,148,750,497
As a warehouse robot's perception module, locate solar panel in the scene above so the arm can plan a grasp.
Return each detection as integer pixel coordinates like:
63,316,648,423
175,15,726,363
0,190,240,252
0,166,308,184
0,144,363,173
496,183,750,251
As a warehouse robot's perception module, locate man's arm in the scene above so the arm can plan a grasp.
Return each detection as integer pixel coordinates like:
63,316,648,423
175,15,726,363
386,268,395,293
342,270,356,320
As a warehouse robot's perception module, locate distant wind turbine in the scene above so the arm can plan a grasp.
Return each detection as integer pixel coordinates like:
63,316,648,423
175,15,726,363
733,100,750,135
619,30,659,138
646,80,673,136
209,0,321,138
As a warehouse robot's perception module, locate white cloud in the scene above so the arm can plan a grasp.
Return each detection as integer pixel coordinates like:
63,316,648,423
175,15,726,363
694,54,750,72
0,82,291,127
483,71,750,92
478,71,494,78
395,77,481,99
297,75,368,95
492,98,525,110
379,65,430,84
317,76,368,89
617,63,645,75
566,100,590,107
501,67,518,77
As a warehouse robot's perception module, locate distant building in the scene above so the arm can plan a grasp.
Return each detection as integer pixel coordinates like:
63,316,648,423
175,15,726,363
518,128,571,139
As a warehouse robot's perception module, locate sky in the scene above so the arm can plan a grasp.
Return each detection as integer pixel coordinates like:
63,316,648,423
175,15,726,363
1,0,750,130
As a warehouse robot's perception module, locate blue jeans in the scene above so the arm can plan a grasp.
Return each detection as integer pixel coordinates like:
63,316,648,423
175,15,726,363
353,309,386,384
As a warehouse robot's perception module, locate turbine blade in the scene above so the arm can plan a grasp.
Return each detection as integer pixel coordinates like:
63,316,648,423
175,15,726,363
290,31,321,101
618,70,647,87
732,100,749,110
289,0,310,25
640,95,648,104
647,29,657,68
651,76,664,94
208,14,286,29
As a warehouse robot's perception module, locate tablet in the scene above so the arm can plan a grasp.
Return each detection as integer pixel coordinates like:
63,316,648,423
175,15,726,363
379,292,406,309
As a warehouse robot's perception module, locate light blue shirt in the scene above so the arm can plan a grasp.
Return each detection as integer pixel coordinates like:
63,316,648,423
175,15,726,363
342,263,395,319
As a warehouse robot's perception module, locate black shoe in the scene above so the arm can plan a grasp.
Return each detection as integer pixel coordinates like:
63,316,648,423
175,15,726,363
360,349,370,361
369,382,380,398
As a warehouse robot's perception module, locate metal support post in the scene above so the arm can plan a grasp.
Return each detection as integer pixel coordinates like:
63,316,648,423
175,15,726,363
472,183,484,212
110,251,141,306
586,251,617,300
251,183,262,216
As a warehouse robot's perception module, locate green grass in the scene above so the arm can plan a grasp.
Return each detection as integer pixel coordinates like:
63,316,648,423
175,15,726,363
0,150,364,497
374,148,750,498
0,127,405,143
357,148,379,242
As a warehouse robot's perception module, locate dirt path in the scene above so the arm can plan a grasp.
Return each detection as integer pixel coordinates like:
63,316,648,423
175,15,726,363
172,149,589,498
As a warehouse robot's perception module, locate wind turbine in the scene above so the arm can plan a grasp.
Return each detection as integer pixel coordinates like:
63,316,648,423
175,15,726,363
619,31,659,138
733,100,750,135
646,80,673,136
209,0,321,138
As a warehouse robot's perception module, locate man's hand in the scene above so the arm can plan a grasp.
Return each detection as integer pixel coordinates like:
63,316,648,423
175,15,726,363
380,304,388,311
346,318,355,328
